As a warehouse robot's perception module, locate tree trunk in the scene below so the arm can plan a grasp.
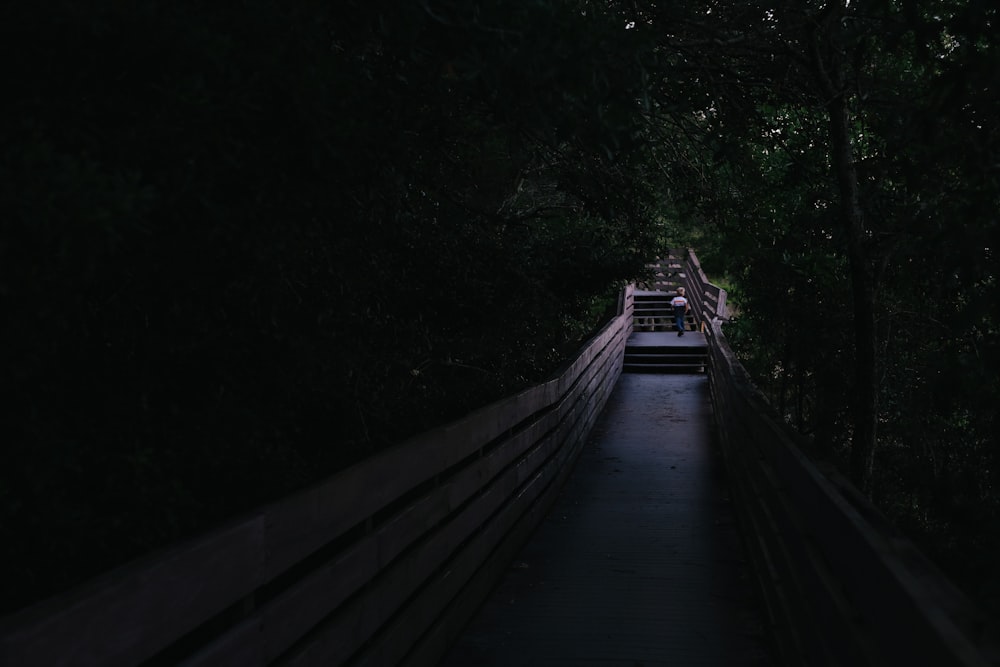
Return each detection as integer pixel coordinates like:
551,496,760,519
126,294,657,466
827,93,879,494
807,2,880,494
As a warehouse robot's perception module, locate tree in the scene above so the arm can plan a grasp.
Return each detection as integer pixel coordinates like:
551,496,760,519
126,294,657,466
617,0,1000,610
0,0,665,614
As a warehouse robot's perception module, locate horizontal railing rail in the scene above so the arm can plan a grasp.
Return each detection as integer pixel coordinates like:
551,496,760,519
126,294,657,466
678,247,999,666
645,249,727,328
18,243,994,667
680,248,726,322
0,287,636,667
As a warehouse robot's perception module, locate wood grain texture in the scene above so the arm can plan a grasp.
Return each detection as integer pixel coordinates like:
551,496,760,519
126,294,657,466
439,373,773,667
1,295,633,667
706,315,999,667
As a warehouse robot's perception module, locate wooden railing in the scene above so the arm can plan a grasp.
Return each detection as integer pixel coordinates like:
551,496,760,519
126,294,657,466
676,248,999,666
9,247,995,667
644,250,727,326
0,288,636,667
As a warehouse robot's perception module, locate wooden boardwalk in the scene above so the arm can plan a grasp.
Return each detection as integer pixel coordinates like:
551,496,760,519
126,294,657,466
440,370,773,666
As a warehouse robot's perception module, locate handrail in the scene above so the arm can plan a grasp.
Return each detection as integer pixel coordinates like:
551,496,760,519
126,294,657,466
0,286,636,667
644,250,727,327
677,248,999,666
10,248,994,667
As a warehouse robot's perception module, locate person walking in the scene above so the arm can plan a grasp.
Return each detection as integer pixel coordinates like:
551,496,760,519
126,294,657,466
671,287,689,336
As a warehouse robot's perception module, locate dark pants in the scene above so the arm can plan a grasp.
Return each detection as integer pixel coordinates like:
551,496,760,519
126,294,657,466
674,307,686,333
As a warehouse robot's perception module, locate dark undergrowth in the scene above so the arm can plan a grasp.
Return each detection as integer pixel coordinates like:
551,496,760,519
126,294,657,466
1,290,622,617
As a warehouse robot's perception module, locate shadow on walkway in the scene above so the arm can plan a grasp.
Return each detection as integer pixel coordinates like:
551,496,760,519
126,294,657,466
440,373,773,666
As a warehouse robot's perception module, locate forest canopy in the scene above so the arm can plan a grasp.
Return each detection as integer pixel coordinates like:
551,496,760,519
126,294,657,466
2,0,998,619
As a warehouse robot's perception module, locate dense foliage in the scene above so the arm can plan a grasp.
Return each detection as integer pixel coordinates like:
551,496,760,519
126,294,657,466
3,0,997,622
0,0,664,613
626,0,1000,613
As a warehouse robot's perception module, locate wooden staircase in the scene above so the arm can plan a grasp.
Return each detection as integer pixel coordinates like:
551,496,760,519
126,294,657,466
623,291,707,374
632,290,670,332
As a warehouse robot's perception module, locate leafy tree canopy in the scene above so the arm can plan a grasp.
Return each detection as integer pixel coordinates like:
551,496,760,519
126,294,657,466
0,0,664,614
3,0,998,620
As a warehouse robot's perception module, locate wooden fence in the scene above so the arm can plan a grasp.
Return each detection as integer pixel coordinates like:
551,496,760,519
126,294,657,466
0,288,635,667
644,250,727,324
675,248,999,666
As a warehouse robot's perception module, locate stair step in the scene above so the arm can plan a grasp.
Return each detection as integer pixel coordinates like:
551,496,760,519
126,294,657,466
633,317,696,333
622,363,705,374
622,339,707,374
625,346,706,352
625,353,706,363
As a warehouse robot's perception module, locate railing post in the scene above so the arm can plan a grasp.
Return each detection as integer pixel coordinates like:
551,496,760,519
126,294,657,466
699,266,999,666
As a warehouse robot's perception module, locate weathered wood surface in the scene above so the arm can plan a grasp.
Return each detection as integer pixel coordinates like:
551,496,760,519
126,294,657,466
682,247,726,317
643,249,726,329
0,286,635,667
705,316,1000,667
440,373,772,666
670,247,998,666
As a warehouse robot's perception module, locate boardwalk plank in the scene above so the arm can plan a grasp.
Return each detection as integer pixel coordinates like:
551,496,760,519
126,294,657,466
439,373,773,667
